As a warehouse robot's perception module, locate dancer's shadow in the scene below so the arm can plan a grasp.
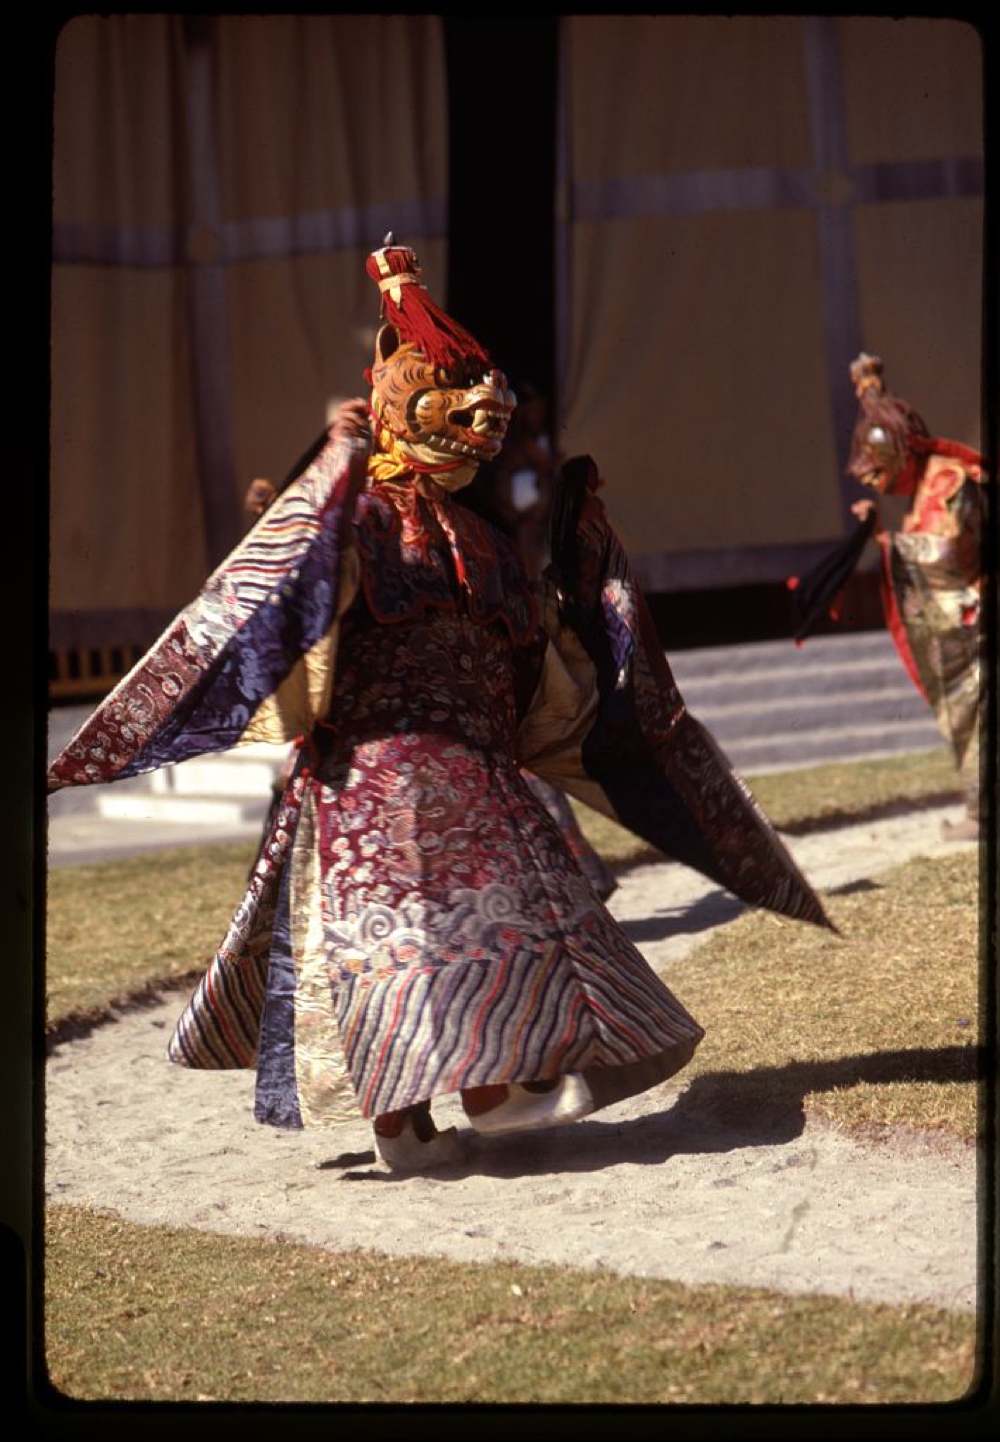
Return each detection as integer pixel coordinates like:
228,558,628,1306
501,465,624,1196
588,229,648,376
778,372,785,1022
332,1043,979,1182
620,890,745,944
620,879,883,947
826,877,882,898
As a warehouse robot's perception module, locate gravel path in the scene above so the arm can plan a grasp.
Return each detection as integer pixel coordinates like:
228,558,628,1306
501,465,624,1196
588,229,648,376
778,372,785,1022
45,802,981,1314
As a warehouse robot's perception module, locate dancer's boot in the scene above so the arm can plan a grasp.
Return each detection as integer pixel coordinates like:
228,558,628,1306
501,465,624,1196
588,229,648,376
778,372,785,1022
461,1075,595,1135
373,1100,461,1171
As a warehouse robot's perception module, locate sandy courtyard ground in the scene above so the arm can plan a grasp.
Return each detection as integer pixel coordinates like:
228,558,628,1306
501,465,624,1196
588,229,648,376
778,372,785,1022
45,803,982,1315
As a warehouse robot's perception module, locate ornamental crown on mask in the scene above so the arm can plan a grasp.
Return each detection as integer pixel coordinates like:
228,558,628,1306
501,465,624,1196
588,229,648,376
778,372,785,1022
365,238,516,489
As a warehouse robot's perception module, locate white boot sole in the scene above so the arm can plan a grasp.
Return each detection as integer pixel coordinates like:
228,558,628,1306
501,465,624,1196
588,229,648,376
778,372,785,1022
467,1074,595,1136
375,1124,462,1172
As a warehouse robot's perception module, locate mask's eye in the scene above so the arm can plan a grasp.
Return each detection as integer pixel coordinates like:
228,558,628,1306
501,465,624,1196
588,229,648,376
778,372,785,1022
434,365,460,388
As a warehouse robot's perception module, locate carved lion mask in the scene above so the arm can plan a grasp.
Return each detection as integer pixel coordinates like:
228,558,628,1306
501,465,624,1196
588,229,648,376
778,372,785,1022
370,323,516,488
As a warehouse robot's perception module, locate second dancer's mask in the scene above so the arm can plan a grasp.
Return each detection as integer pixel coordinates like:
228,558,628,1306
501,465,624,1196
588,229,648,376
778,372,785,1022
847,352,931,496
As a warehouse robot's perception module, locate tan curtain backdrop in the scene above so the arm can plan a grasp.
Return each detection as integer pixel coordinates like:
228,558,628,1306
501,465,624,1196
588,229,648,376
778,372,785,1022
556,16,984,590
51,14,447,648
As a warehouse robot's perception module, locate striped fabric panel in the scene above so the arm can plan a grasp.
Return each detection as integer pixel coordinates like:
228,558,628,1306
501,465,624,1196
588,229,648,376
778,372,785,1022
559,929,702,1045
167,770,308,1069
187,438,359,636
167,949,269,1069
47,437,364,791
335,930,703,1119
191,475,331,627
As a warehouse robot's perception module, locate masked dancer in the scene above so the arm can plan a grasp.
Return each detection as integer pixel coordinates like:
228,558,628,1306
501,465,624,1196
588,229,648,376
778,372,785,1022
49,241,828,1169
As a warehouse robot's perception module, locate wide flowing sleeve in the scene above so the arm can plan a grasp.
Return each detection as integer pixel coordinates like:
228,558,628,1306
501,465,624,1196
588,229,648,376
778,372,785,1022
47,433,367,793
518,489,831,930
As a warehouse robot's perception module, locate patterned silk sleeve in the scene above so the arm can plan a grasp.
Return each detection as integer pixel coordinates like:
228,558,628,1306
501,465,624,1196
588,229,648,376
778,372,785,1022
520,492,831,929
47,434,369,793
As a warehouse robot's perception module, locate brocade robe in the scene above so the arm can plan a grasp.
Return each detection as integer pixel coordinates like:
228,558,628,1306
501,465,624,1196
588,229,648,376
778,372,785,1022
48,432,827,1127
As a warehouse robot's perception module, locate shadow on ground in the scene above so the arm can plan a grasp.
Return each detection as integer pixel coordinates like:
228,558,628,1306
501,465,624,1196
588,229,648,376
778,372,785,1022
620,890,745,944
619,878,883,947
774,789,961,839
329,1043,979,1183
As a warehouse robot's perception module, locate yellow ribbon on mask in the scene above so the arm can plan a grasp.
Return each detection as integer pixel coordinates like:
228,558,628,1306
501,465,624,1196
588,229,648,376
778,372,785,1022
365,413,469,486
366,425,421,482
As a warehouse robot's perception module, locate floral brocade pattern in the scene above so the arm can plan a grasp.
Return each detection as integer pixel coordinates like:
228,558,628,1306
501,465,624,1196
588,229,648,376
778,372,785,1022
288,607,700,1119
354,485,537,643
564,497,827,929
48,624,205,788
321,603,543,757
315,732,600,985
523,772,616,899
165,473,827,1125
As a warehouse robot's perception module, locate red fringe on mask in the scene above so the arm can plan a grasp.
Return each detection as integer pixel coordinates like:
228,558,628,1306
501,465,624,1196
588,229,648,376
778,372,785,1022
365,246,490,372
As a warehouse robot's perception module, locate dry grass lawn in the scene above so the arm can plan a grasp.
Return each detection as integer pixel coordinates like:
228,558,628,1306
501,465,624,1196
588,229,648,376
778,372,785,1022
44,1206,978,1406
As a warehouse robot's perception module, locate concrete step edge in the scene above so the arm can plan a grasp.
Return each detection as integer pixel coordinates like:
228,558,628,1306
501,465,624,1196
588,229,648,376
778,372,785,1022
97,795,268,826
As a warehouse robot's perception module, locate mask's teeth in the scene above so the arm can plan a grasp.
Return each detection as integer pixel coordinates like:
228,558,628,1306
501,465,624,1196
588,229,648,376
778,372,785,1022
472,406,508,438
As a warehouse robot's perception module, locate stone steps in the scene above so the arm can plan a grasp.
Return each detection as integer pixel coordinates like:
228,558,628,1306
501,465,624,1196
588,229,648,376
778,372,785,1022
668,631,940,769
46,629,943,843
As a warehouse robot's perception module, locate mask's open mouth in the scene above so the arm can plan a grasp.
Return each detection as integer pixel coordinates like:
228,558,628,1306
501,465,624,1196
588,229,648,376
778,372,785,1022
446,403,509,455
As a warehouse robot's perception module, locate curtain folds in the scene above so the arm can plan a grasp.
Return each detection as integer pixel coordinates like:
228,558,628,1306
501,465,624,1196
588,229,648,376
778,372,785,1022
555,16,983,585
52,14,447,648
